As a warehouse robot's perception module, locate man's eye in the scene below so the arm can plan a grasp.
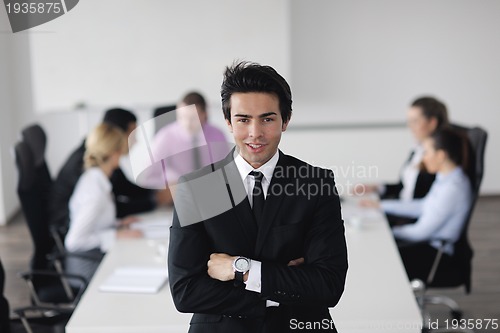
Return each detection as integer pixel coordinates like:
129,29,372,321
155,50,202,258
237,118,249,123
263,118,273,122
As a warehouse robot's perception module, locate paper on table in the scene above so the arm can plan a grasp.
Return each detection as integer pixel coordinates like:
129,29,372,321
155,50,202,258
130,219,169,239
99,266,168,294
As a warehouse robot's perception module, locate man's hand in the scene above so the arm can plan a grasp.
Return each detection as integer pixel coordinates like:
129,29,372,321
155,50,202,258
359,199,380,208
287,257,305,266
116,229,143,239
207,253,236,281
119,216,140,227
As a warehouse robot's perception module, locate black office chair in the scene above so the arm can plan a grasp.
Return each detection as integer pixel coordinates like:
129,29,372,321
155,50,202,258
21,124,66,254
413,125,487,332
14,140,88,307
13,138,93,333
2,255,75,333
18,125,57,271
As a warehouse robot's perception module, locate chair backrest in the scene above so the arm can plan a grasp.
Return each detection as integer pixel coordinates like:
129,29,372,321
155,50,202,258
14,138,55,272
451,124,487,232
22,124,47,168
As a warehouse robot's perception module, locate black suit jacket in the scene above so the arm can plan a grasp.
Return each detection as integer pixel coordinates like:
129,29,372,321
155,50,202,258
168,150,348,332
382,150,435,200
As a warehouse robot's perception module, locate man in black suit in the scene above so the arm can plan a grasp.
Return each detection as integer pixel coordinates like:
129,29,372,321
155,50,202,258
168,62,348,332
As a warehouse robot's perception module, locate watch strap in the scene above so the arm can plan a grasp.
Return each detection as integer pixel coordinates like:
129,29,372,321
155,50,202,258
234,270,244,283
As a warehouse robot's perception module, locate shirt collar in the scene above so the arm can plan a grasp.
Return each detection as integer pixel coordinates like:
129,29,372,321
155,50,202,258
89,167,112,191
234,149,280,183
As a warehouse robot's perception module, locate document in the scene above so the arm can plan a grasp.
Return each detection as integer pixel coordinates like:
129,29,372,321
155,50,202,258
99,266,168,294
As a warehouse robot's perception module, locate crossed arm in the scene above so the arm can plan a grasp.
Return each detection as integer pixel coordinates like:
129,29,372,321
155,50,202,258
168,186,348,316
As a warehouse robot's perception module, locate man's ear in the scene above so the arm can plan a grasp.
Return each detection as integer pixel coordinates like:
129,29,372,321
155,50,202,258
282,114,291,132
225,118,233,133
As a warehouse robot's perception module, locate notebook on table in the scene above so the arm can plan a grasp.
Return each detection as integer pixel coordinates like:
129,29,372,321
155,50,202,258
99,266,168,294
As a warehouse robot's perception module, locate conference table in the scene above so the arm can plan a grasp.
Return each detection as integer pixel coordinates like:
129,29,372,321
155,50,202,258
66,198,422,333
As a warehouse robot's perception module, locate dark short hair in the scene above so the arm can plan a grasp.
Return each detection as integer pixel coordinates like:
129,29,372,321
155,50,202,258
431,127,469,171
221,61,292,123
182,92,207,112
411,97,449,131
103,108,137,132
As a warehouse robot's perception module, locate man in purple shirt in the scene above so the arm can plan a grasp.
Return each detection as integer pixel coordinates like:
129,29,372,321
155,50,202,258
151,92,230,204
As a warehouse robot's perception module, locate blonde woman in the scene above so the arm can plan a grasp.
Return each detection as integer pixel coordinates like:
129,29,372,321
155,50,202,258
65,123,142,254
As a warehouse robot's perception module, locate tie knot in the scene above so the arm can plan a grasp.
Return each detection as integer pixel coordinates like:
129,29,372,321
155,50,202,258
250,171,264,182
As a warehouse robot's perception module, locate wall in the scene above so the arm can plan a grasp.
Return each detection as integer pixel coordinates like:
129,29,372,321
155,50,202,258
290,0,500,194
0,10,30,225
28,0,291,113
1,0,499,225
0,0,292,224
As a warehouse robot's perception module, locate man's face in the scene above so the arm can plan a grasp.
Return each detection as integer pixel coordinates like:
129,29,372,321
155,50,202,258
226,92,289,169
177,102,207,134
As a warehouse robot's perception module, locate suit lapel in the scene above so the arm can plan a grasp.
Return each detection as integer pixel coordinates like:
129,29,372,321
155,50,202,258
254,151,289,257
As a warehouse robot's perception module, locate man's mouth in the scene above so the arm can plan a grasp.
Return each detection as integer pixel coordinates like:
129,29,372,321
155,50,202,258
246,143,266,152
247,143,264,149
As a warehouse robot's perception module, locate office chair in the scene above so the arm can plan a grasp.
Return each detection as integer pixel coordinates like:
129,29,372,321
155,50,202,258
14,140,89,307
13,140,94,333
413,125,487,332
21,124,66,254
2,256,73,333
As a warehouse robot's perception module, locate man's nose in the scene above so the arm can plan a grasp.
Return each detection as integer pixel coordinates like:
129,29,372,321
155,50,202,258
248,122,263,138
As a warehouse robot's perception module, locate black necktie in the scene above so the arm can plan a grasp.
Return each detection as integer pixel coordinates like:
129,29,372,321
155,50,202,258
192,136,201,171
250,171,265,226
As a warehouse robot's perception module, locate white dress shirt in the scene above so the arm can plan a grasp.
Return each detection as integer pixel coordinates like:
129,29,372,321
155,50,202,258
65,167,117,253
382,167,472,255
233,150,280,307
399,144,424,201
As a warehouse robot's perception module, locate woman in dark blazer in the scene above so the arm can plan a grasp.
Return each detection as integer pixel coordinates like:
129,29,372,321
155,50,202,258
365,96,449,201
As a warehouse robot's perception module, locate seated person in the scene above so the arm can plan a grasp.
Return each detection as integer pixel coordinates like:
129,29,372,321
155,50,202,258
367,128,472,281
149,92,230,204
362,97,449,201
49,108,156,234
64,124,142,279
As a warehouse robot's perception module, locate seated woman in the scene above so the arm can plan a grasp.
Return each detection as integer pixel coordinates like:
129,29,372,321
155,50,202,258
381,128,472,281
64,123,142,279
362,96,449,201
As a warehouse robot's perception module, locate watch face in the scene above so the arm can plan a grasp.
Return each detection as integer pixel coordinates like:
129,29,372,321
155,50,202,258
235,258,249,272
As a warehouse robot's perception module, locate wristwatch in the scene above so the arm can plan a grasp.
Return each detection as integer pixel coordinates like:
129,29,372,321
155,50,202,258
232,256,251,282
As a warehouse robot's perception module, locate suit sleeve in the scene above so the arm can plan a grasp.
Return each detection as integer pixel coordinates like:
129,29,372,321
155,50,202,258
261,171,348,307
168,177,266,318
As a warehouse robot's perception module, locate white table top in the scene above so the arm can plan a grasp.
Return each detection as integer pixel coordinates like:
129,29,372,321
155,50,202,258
66,202,422,333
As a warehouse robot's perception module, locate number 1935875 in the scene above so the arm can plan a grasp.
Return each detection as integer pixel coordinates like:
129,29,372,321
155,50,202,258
6,2,62,14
